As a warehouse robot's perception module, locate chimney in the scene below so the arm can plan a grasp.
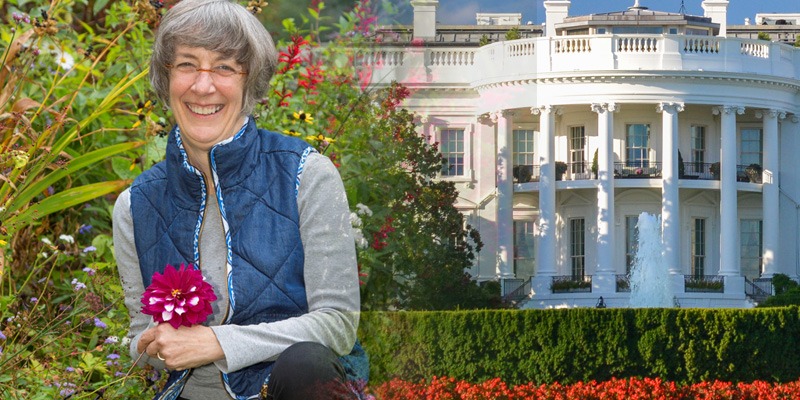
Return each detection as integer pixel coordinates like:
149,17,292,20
543,1,571,37
702,0,730,36
411,0,438,41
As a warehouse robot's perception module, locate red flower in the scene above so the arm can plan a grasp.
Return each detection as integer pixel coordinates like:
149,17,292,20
141,263,217,329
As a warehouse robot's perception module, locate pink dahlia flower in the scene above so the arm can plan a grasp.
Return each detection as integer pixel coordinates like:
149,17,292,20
141,264,216,329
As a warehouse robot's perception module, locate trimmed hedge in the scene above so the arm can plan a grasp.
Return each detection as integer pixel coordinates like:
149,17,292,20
359,307,800,385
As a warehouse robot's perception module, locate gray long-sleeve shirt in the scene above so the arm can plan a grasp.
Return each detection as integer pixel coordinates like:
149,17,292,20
113,152,360,399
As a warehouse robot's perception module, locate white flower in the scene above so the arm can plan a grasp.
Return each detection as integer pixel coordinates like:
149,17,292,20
56,51,74,70
41,238,53,245
349,212,362,227
351,227,368,249
59,234,75,244
355,203,372,216
71,278,86,291
121,336,132,348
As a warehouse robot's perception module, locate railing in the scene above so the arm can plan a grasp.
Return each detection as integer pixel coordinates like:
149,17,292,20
616,36,659,53
681,162,715,180
507,41,535,57
428,49,475,66
567,161,593,180
513,164,540,183
684,275,724,293
502,278,531,304
551,275,592,294
614,162,662,179
683,37,721,54
741,41,770,58
554,37,591,53
745,277,772,304
616,274,631,293
361,49,404,67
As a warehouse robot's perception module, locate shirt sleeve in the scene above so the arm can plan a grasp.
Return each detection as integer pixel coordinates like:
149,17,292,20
112,189,166,369
211,152,360,373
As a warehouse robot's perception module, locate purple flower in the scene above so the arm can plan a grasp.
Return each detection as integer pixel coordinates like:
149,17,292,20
104,336,119,344
46,186,54,195
71,278,86,291
78,224,93,234
12,12,24,23
65,366,75,372
83,246,97,253
94,318,107,329
0,331,6,340
30,297,38,303
107,353,120,360
83,267,96,276
115,371,125,377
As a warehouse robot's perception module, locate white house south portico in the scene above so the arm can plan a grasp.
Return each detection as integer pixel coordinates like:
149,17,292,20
366,0,800,308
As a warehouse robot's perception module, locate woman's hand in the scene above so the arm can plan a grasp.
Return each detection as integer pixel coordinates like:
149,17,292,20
138,324,225,371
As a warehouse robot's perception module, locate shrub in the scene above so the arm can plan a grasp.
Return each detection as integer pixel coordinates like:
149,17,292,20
360,308,800,386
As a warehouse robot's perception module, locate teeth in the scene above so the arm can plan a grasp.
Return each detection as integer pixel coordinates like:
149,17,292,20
187,104,222,115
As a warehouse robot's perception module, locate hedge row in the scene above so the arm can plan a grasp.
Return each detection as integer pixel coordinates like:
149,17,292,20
358,307,800,385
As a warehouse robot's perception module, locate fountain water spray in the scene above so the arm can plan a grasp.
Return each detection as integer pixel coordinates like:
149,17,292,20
628,212,674,307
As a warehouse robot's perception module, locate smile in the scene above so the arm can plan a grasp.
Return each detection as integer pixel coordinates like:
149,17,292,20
187,104,223,115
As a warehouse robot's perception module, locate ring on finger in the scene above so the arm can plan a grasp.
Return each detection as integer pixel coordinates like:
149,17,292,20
157,352,165,361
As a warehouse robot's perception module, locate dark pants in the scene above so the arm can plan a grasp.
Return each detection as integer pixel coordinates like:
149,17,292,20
266,342,356,400
179,342,355,400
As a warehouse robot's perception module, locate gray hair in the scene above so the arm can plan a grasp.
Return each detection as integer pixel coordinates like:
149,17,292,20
149,0,278,116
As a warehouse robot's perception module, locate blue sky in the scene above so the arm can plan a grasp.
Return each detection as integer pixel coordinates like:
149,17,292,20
388,0,800,26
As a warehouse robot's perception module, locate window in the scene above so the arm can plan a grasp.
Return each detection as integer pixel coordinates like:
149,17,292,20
686,28,710,36
440,129,465,176
740,219,763,279
513,129,535,183
625,216,639,274
513,129,535,167
668,28,678,35
597,28,607,34
514,220,536,279
569,126,586,175
611,26,663,34
626,124,650,167
691,125,706,167
740,128,762,167
692,218,706,278
570,218,585,279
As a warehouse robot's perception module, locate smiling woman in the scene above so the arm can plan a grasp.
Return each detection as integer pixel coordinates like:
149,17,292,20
112,0,368,399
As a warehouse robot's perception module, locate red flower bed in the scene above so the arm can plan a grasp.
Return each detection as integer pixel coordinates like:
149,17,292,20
370,376,800,400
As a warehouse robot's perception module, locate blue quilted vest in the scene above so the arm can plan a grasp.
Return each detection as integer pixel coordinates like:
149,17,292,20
129,118,368,399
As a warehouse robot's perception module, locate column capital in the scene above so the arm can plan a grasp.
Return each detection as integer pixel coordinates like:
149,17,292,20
478,113,494,125
712,105,744,116
792,115,800,123
417,114,430,124
488,110,514,123
656,102,685,113
591,102,618,114
755,109,787,120
530,105,562,116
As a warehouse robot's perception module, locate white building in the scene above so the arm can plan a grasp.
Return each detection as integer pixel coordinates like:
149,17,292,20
366,1,800,308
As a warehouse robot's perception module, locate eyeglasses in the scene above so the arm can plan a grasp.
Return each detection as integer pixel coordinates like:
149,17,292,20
165,62,247,79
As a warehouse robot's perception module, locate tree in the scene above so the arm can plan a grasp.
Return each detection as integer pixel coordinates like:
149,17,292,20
253,3,499,310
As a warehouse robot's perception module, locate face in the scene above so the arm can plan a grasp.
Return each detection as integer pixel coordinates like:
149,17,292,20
168,45,246,165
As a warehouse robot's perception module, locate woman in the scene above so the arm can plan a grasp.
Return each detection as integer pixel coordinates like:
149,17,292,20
113,1,367,399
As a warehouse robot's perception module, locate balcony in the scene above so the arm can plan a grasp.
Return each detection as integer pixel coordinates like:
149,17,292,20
551,275,592,294
684,275,725,293
365,34,800,88
513,161,762,183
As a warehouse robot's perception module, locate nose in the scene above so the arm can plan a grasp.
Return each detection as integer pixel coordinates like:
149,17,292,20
191,70,217,94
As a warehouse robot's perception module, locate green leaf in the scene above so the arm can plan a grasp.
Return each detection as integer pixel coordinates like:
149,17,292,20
111,156,141,180
5,141,144,217
93,0,110,14
5,180,133,235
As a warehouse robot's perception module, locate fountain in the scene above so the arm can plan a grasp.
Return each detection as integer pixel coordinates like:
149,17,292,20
628,212,674,307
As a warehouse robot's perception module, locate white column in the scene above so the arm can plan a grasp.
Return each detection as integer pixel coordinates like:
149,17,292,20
533,106,557,277
592,103,617,276
702,0,730,36
758,109,784,277
658,102,684,275
411,0,439,41
543,1,571,37
713,106,743,276
495,110,515,279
